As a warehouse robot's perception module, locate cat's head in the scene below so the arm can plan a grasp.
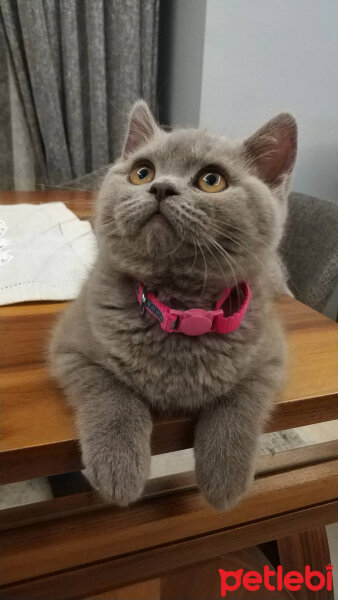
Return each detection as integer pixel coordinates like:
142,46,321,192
96,100,297,294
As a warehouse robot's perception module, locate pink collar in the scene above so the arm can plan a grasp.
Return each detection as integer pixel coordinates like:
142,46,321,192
136,281,251,336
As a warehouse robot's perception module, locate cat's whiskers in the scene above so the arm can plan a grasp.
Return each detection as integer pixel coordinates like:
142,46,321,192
209,224,272,279
211,239,249,287
209,219,271,250
203,238,234,314
165,231,186,255
210,230,251,292
195,238,208,298
100,215,119,234
203,233,241,302
40,183,97,193
186,235,198,273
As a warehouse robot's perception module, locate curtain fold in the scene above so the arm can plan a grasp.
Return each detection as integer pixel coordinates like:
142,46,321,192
59,0,86,177
0,0,159,189
0,16,13,189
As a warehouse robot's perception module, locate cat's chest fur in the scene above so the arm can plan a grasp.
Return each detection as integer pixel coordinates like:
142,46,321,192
90,301,262,411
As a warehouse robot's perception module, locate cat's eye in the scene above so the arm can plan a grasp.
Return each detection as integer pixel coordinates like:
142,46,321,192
196,170,228,193
129,162,155,185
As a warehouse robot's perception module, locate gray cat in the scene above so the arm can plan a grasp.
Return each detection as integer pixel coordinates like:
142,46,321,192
49,101,297,510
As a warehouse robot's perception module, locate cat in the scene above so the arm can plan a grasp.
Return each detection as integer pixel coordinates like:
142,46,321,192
49,100,297,510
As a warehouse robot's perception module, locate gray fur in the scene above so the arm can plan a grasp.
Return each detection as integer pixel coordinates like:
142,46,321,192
50,101,297,509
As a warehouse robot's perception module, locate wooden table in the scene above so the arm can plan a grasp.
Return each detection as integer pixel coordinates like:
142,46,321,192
1,191,337,600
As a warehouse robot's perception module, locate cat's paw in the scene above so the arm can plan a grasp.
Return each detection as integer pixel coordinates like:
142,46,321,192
196,465,254,511
82,438,151,507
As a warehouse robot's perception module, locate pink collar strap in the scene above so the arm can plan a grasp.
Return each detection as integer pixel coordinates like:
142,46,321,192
136,281,251,336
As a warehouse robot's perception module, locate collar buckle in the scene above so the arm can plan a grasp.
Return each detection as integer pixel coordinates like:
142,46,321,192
177,308,223,336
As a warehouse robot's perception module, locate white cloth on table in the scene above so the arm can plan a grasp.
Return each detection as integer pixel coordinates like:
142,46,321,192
0,202,97,305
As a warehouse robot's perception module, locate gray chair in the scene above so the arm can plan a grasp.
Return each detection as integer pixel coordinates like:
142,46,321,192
281,192,338,314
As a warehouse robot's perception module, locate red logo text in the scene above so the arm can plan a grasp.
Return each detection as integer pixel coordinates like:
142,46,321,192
218,564,333,596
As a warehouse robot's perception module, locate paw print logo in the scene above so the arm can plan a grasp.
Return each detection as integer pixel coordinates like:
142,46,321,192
0,219,13,265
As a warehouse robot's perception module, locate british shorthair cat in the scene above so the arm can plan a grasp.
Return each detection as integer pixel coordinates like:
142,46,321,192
50,101,297,509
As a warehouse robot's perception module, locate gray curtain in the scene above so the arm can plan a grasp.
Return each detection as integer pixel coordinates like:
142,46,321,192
0,0,159,189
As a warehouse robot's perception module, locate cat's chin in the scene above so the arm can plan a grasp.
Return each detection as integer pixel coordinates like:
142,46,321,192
140,212,177,254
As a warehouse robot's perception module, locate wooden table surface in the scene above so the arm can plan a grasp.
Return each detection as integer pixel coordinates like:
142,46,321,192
0,190,94,220
1,191,337,486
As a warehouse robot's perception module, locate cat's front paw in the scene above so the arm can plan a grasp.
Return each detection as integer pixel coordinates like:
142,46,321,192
194,435,256,511
196,463,254,511
82,438,151,507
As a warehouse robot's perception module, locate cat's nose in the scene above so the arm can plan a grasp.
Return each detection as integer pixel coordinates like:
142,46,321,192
149,182,179,202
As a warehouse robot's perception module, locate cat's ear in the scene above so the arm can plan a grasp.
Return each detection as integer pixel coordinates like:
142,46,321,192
123,100,160,158
243,113,297,186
